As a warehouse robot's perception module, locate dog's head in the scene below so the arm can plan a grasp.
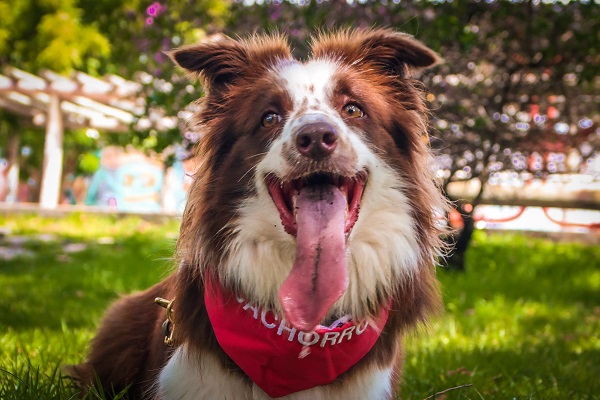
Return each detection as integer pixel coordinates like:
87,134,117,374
171,29,446,332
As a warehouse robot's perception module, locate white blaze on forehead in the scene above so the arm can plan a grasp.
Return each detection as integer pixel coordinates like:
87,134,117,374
256,59,344,176
276,59,339,109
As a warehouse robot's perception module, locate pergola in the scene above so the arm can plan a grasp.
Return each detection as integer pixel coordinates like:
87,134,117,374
0,67,178,208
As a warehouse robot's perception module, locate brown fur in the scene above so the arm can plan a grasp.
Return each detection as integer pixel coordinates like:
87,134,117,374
70,29,446,399
67,276,175,398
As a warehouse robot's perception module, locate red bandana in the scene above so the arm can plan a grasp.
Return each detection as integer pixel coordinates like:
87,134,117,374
204,283,389,398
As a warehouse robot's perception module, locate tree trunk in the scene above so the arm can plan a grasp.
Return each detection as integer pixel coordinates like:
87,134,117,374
443,205,475,272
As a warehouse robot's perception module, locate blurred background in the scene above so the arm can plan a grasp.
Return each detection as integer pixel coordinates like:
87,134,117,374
0,1,599,399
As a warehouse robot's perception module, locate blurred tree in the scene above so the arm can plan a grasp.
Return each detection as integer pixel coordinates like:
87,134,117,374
0,0,229,182
0,0,112,190
0,0,110,73
226,0,600,270
76,0,229,154
423,1,599,269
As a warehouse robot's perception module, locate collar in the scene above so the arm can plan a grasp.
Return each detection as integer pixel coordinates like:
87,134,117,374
204,282,389,398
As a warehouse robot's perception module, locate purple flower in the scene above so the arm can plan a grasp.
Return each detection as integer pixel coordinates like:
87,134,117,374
147,5,158,17
147,2,167,17
154,52,166,63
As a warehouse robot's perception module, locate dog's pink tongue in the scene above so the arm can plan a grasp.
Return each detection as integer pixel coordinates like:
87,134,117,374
279,184,348,332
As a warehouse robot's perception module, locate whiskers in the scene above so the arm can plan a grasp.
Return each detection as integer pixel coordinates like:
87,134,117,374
237,152,268,183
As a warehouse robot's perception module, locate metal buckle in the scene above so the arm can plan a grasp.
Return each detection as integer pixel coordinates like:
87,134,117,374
155,297,175,346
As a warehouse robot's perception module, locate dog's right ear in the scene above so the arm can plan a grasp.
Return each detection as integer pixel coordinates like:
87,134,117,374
311,28,440,78
168,34,248,92
169,33,292,93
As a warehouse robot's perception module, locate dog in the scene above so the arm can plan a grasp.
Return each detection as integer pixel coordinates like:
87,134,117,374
69,28,447,400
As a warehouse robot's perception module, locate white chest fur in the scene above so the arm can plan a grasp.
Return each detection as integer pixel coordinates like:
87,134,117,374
158,346,392,400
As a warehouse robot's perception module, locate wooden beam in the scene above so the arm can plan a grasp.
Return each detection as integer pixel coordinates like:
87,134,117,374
39,94,64,209
0,87,139,112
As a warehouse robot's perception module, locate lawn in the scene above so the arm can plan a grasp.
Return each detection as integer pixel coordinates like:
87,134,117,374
0,214,598,399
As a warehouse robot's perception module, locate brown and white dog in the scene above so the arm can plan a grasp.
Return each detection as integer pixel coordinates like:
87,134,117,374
70,29,447,400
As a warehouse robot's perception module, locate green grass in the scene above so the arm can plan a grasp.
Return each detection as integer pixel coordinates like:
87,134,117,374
0,215,598,399
404,233,600,399
0,214,179,400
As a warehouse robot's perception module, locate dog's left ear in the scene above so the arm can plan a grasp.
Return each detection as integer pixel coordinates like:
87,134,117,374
311,29,439,76
168,33,291,93
167,34,249,92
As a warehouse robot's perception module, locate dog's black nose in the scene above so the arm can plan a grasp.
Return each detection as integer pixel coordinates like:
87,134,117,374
295,122,338,161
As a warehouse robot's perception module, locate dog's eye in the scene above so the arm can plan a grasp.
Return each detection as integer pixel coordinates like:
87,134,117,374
262,113,281,128
342,104,364,119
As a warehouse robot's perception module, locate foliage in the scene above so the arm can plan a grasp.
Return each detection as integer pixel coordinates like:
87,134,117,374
0,0,228,78
0,0,229,155
422,1,600,190
0,0,110,74
75,0,230,152
1,215,599,399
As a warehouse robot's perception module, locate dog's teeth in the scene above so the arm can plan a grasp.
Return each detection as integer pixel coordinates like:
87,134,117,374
292,194,299,216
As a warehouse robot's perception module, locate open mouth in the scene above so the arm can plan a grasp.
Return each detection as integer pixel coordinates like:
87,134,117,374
266,171,367,331
266,172,367,237
266,171,367,330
